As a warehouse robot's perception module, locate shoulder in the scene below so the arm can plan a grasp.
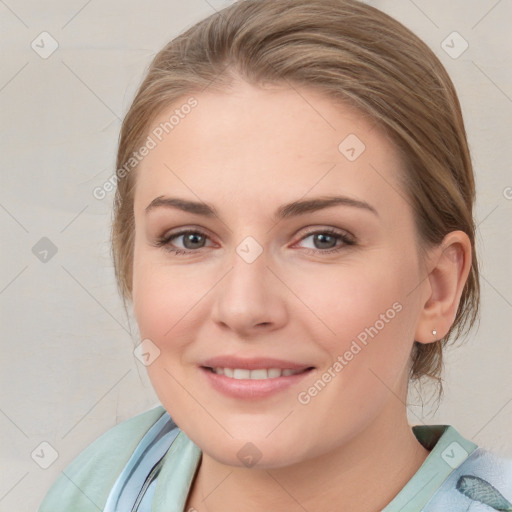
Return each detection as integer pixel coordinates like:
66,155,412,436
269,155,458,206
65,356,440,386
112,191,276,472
455,446,512,486
38,405,168,512
423,439,512,511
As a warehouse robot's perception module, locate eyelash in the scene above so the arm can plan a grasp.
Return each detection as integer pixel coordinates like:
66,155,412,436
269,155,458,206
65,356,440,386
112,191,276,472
154,228,356,256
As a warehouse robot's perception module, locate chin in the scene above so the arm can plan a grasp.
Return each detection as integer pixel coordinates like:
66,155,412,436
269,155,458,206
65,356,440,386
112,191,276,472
193,430,309,469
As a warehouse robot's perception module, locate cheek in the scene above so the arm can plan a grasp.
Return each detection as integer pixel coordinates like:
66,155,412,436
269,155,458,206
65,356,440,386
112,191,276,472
131,256,208,418
300,253,420,397
133,261,193,341
296,257,410,345
132,249,220,359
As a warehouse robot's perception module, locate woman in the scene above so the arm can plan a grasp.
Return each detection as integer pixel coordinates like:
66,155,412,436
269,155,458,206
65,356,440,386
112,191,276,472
39,0,512,510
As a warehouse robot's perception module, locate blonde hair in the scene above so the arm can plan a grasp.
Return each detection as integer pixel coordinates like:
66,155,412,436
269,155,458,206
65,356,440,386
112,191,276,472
112,0,479,398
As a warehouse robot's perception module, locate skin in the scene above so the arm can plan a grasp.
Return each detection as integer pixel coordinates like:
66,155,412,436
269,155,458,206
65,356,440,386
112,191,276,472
131,79,472,511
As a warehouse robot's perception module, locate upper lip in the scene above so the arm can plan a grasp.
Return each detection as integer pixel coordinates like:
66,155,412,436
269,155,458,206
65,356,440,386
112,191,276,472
200,355,314,371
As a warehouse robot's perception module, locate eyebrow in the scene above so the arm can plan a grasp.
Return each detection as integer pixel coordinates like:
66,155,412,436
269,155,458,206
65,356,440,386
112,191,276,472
145,195,378,220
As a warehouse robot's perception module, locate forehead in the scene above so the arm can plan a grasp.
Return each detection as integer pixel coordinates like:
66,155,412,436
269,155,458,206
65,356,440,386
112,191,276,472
134,81,407,218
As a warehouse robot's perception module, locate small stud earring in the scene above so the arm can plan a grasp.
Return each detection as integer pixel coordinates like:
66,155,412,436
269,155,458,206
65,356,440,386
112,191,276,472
432,329,437,337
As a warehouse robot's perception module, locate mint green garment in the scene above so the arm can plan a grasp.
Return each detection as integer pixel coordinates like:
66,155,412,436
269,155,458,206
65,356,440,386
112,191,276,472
38,407,169,511
38,405,511,511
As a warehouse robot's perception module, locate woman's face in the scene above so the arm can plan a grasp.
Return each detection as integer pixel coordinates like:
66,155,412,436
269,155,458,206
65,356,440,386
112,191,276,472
132,80,430,467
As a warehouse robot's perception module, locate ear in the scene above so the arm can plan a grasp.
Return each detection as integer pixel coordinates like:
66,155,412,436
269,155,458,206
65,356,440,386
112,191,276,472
414,230,472,344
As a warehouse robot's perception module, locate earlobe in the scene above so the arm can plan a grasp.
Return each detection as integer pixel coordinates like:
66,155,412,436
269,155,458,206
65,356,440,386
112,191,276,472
414,231,472,344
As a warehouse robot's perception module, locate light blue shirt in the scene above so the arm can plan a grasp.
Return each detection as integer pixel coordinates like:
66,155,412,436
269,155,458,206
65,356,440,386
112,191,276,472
38,405,512,511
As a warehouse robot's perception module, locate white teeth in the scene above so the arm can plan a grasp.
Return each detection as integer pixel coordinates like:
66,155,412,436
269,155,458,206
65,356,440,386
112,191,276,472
211,367,306,379
233,369,251,379
250,369,268,380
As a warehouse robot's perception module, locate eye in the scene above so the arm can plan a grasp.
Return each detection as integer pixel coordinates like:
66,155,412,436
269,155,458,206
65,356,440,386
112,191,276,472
295,228,355,254
154,227,355,256
155,229,214,255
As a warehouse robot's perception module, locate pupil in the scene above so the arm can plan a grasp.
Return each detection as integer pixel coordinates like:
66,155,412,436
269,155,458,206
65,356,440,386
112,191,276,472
184,233,204,249
315,233,335,249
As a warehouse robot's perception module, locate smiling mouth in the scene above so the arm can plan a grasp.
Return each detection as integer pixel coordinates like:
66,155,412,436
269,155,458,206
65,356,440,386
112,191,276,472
202,367,314,380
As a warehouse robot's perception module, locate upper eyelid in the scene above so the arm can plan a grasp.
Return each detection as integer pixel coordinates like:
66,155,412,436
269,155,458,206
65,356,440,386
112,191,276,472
161,229,216,247
161,225,352,238
161,227,214,242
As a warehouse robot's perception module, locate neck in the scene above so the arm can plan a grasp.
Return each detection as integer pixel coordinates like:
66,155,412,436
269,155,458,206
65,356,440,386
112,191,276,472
185,403,430,512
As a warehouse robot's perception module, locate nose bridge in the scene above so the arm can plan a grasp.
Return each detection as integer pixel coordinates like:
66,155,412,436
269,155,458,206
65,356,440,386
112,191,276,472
211,238,287,334
229,240,268,294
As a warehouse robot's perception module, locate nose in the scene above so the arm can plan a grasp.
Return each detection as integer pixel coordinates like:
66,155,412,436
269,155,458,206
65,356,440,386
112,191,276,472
210,248,288,338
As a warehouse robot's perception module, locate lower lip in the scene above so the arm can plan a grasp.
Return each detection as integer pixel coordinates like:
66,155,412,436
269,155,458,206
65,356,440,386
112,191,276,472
200,367,314,400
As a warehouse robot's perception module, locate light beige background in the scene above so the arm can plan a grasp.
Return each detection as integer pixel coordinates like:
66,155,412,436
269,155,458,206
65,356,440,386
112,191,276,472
1,0,511,510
